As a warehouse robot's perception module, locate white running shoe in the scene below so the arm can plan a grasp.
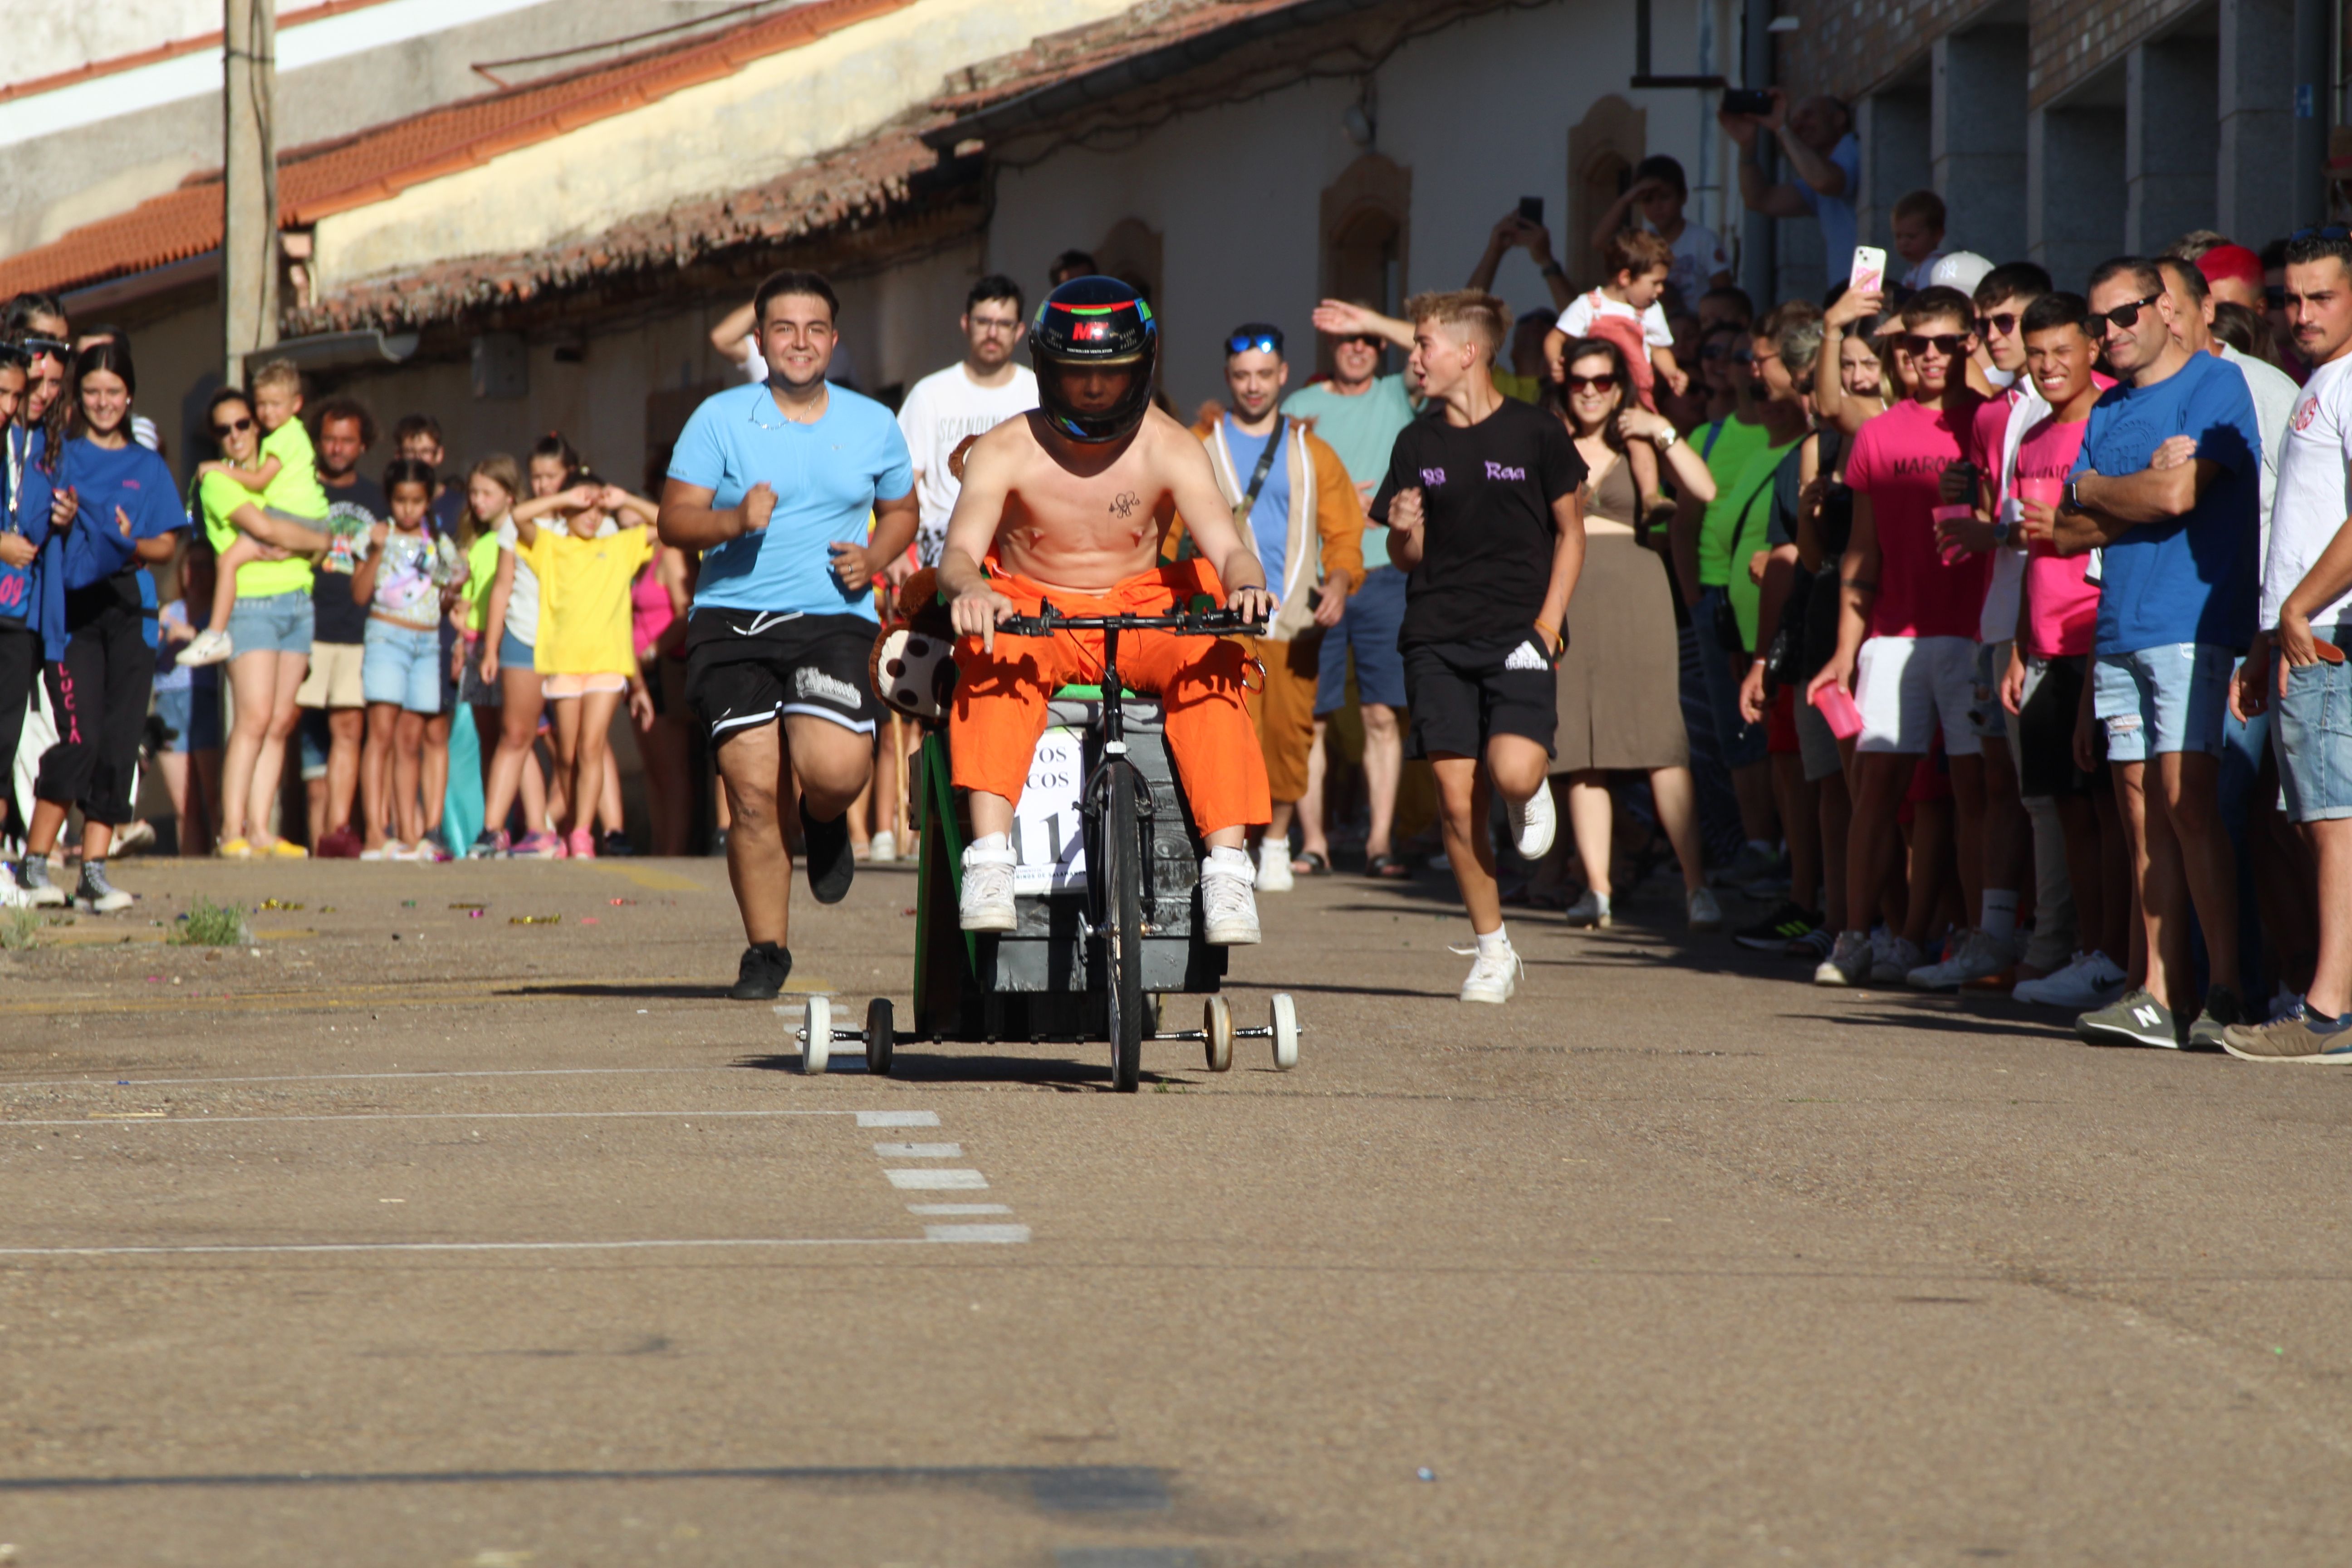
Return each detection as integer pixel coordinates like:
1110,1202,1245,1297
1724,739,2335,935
1508,783,1557,860
1458,941,1521,1004
13,858,66,908
1905,928,2012,990
1872,935,1924,985
1563,889,1611,928
1254,840,1294,892
179,628,233,666
0,862,29,910
1814,930,1871,987
868,829,897,865
2012,949,2129,1010
957,841,1017,932
1199,858,1260,945
1686,886,1724,933
75,863,132,914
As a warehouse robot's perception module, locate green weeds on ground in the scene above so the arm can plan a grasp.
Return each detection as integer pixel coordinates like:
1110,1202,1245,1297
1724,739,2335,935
173,900,251,947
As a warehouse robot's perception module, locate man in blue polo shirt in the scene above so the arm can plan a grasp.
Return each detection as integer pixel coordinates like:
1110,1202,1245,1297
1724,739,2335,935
2048,255,2261,1051
661,269,917,1000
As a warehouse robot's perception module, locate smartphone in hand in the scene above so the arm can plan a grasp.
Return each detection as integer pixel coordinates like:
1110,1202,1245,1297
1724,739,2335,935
1518,196,1544,226
1722,87,1774,117
1848,246,1887,295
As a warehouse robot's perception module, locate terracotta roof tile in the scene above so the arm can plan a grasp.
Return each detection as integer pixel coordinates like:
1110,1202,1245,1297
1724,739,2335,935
0,0,916,299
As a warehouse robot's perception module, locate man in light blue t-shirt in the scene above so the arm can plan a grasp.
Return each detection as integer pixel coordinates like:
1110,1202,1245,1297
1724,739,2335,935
661,268,917,1000
2049,257,2261,1053
1286,301,1420,879
1723,91,1859,282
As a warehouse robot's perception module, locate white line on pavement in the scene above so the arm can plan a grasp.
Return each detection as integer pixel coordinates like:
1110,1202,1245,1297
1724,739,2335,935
0,1068,725,1089
2,1109,936,1129
885,1169,988,1191
906,1204,1011,1215
924,1225,1030,1244
856,1112,941,1127
0,1238,943,1259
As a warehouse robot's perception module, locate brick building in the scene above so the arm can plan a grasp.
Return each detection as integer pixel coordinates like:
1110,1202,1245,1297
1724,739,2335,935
1764,0,2336,296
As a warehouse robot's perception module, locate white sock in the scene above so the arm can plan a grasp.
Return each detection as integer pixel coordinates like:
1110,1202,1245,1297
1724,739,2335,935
1980,889,2018,943
1207,845,1251,873
968,832,1010,857
1477,924,1512,957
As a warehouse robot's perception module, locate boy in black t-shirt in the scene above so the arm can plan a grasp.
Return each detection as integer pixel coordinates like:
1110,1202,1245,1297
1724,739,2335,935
1372,290,1587,1003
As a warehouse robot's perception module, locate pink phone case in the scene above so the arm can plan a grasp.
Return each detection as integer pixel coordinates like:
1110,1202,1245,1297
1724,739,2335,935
1811,682,1864,740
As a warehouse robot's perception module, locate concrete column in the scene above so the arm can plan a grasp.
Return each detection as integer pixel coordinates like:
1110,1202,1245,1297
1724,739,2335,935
1857,88,1931,253
2219,0,2296,240
2028,103,2127,292
1933,27,2028,264
2126,35,2220,252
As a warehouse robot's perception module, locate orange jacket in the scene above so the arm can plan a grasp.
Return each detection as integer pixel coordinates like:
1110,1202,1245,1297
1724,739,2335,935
1168,415,1366,641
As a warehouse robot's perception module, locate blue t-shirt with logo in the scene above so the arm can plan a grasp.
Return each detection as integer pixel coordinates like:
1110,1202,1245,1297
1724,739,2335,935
1224,415,1291,590
669,382,914,622
2071,350,2261,655
18,436,187,658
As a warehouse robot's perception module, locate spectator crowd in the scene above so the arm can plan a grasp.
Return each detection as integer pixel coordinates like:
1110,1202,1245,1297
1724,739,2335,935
4,98,2351,1057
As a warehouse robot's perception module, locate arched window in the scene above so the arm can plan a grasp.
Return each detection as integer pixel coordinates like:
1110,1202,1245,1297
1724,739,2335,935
1568,96,1647,290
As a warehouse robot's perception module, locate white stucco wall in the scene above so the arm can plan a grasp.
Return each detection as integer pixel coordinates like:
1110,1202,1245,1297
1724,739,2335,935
983,0,1728,411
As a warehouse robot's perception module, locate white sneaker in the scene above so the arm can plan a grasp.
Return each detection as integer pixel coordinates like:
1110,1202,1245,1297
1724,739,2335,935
1814,930,1872,987
1199,858,1260,945
1563,889,1611,928
1254,841,1294,892
12,859,66,907
957,841,1017,932
1905,928,2012,990
75,863,132,914
1872,935,1924,985
179,628,233,666
2013,950,2129,1010
1508,784,1557,860
0,862,29,909
1458,941,1521,1004
868,829,897,865
1686,886,1724,933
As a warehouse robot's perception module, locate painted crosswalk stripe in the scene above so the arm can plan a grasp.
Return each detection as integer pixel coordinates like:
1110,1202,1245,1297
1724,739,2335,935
906,1203,1011,1215
923,1225,1030,1244
855,1111,940,1127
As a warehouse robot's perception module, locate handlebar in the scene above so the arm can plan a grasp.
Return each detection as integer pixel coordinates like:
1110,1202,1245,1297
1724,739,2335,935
997,603,1266,639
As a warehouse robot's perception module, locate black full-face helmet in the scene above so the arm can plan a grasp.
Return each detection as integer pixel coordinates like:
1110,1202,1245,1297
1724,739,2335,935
1029,275,1157,444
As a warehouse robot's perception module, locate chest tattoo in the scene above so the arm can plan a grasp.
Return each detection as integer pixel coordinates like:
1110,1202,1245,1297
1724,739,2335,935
1107,490,1142,521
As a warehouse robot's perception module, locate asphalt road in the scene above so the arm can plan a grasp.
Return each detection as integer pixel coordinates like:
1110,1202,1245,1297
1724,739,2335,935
1,852,2348,1566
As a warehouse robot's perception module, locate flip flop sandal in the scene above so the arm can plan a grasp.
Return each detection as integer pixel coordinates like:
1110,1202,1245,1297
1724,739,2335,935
1366,853,1411,879
1290,850,1330,876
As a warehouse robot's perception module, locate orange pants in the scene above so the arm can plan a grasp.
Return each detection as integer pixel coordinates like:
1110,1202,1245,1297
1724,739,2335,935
1247,630,1323,804
950,559,1271,835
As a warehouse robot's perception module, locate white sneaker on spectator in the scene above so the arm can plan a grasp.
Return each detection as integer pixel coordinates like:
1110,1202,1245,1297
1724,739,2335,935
1254,840,1294,892
867,829,897,865
1871,935,1924,985
0,862,29,909
1507,784,1556,860
2013,950,2128,1009
1813,930,1871,987
1686,887,1724,932
1199,858,1260,945
1906,928,2011,990
179,628,233,666
957,840,1017,932
1563,889,1611,928
1458,941,1521,1004
13,858,66,908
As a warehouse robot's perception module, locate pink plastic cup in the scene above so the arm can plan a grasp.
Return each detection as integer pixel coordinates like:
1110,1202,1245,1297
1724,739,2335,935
1811,682,1864,740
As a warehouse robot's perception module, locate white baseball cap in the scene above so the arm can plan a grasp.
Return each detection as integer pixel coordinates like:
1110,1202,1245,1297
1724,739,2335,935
1927,251,1994,296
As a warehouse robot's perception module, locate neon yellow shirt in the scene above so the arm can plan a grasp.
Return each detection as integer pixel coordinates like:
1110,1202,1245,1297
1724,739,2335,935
257,417,329,520
199,471,313,598
462,531,500,633
519,524,653,676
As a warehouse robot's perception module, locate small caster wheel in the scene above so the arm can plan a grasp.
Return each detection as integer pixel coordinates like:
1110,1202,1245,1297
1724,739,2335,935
801,995,832,1074
1269,993,1299,1071
865,997,895,1076
1203,995,1233,1073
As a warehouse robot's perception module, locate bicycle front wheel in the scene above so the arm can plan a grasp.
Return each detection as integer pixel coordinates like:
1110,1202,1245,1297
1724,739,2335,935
1103,765,1145,1093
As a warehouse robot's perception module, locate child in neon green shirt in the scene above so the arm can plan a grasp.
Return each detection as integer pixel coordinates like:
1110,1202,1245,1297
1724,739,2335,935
181,360,332,666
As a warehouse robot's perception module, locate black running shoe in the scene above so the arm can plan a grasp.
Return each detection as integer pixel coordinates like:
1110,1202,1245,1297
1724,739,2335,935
729,942,793,1000
802,811,855,904
1735,899,1821,953
601,830,635,858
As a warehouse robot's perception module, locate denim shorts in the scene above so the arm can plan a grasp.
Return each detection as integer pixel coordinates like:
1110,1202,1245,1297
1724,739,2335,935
2275,627,2352,822
225,589,315,657
362,617,442,714
1314,566,1408,713
2092,642,2233,763
499,627,534,674
154,683,221,752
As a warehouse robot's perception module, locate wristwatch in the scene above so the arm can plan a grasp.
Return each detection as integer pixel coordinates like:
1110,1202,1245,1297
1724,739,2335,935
2061,477,2087,515
1655,427,1679,452
1991,511,2012,544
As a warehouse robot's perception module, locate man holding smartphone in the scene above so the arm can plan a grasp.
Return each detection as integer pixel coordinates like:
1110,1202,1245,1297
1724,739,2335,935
1173,323,1365,891
1720,90,1858,278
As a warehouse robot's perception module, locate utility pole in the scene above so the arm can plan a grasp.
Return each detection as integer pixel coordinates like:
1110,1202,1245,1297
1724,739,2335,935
222,0,278,389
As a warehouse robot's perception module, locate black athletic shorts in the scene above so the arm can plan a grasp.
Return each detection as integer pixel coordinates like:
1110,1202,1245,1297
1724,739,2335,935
684,608,877,743
1401,634,1558,760
2017,652,2105,798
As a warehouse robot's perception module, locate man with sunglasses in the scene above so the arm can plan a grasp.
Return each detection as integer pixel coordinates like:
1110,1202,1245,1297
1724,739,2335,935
2221,227,2352,1060
1173,323,1364,891
1806,286,1991,988
1290,302,1418,879
2048,257,2261,1050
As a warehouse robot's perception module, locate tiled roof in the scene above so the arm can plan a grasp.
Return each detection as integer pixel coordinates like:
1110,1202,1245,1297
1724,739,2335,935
0,0,915,299
931,0,1310,119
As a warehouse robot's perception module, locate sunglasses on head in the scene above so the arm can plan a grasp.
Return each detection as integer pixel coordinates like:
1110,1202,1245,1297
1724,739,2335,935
1899,332,1970,357
22,335,68,360
2087,291,2164,332
2291,225,2352,242
1976,312,2019,338
1226,330,1284,356
212,414,254,437
1564,373,1619,393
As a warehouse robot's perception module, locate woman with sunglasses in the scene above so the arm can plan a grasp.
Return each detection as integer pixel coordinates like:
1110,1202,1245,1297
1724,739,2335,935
1540,338,1720,931
1815,284,1892,438
10,343,187,911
